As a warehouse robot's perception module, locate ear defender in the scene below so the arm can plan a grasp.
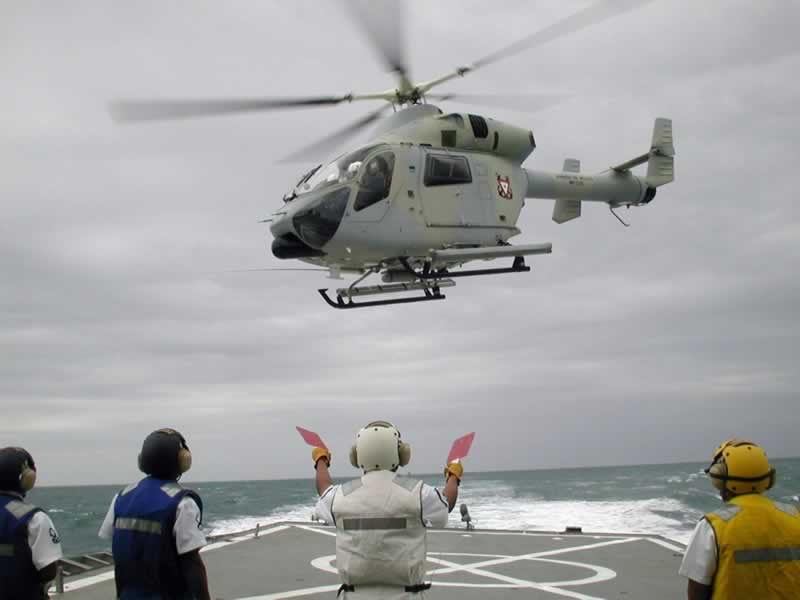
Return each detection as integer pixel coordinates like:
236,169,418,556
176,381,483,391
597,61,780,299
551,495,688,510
19,460,37,492
707,461,727,491
177,445,192,474
398,442,411,467
157,428,192,474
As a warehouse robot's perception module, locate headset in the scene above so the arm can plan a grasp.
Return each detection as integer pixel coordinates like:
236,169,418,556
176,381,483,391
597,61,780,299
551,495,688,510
18,449,37,492
349,421,411,470
138,428,192,478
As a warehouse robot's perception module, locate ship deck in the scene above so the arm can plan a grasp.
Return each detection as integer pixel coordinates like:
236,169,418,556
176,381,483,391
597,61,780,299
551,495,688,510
55,522,686,599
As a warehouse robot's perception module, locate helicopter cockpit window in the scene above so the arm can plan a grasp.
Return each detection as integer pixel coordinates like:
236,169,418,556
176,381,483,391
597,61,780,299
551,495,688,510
354,152,395,211
424,154,472,187
297,145,381,195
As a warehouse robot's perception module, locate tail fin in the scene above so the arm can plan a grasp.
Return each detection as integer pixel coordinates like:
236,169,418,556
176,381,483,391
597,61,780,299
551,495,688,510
552,159,582,223
646,118,674,187
610,118,675,188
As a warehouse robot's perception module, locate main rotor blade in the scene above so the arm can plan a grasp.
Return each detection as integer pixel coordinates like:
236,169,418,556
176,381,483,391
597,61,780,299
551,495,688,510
110,96,356,123
427,92,567,114
340,0,411,92
280,103,393,163
419,0,655,94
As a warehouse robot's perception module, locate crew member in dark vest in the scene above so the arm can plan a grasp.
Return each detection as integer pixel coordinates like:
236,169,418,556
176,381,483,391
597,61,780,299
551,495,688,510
99,429,211,600
312,421,462,599
0,447,63,600
679,439,800,599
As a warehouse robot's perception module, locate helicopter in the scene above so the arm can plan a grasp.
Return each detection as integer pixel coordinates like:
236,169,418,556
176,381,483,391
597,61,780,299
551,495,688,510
112,0,675,309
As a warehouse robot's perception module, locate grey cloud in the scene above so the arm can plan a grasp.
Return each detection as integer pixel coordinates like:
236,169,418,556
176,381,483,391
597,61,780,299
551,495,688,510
1,0,798,485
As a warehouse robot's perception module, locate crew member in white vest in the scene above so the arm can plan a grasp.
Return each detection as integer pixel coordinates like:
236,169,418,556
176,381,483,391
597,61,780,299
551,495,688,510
312,421,461,599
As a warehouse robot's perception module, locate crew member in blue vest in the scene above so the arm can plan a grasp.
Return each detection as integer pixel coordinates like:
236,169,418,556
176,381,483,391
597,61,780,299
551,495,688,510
0,447,63,600
99,429,211,600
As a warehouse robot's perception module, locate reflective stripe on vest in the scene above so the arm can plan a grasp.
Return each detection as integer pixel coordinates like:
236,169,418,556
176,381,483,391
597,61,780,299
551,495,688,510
342,517,407,531
114,517,163,535
735,547,800,563
0,544,14,557
709,505,741,522
4,500,38,520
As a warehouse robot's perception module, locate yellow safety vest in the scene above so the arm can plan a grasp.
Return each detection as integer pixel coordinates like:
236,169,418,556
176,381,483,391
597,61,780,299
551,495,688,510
705,494,800,600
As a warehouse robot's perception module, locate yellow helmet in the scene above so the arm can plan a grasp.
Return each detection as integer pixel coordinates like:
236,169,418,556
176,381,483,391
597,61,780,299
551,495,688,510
705,439,775,495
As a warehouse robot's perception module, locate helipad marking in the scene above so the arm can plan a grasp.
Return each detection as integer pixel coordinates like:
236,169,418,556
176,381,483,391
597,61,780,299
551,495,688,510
244,535,638,600
428,552,616,599
429,536,638,575
647,537,685,553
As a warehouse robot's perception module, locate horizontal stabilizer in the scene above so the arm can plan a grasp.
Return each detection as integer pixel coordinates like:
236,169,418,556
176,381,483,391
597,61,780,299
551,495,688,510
554,158,581,222
431,243,552,263
611,152,649,173
553,199,581,223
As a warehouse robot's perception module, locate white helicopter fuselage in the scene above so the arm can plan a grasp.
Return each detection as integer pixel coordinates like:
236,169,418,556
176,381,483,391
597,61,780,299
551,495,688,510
270,105,534,271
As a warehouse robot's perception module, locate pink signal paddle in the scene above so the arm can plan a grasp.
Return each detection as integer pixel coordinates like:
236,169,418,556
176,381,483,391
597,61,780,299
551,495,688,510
296,426,328,450
447,432,475,463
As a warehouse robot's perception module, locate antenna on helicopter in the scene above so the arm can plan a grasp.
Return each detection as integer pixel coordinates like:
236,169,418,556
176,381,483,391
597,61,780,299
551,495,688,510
609,206,631,228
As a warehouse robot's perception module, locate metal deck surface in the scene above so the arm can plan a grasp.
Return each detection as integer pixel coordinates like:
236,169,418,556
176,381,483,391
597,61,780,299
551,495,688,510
56,522,686,599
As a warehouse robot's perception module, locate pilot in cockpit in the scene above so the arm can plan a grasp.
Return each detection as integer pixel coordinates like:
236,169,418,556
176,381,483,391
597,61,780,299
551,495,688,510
362,155,390,195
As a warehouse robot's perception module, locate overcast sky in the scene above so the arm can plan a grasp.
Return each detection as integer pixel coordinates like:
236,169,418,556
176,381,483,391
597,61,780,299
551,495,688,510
2,1,798,486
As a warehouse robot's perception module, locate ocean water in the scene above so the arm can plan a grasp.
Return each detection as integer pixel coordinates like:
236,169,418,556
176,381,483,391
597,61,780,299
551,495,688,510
26,458,800,557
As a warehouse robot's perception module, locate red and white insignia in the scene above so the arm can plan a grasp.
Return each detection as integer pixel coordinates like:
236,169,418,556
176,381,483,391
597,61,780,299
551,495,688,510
496,175,513,199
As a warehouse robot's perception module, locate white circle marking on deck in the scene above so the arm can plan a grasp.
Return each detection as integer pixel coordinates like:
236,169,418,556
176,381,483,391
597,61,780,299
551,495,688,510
302,550,617,599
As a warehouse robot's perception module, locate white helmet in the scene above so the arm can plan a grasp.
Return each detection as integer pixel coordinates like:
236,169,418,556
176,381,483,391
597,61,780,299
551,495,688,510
350,421,411,473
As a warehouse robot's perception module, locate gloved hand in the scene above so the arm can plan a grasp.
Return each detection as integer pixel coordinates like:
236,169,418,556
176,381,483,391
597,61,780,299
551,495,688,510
444,462,463,483
312,447,331,469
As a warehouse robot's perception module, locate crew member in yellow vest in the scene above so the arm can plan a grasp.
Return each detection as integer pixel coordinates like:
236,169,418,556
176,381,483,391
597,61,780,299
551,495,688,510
312,421,461,599
679,439,800,600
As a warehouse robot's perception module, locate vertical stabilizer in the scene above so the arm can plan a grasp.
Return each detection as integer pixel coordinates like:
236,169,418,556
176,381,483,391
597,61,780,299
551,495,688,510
646,118,674,187
553,158,582,224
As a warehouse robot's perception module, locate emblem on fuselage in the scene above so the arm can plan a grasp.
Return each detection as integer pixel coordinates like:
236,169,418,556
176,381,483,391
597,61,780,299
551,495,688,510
497,175,513,199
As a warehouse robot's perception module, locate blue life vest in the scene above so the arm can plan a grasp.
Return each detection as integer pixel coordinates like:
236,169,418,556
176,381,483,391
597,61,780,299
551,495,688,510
111,477,202,600
0,492,45,600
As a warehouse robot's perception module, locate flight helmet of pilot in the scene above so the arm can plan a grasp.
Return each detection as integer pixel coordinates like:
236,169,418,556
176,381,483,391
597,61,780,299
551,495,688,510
0,447,37,496
349,421,411,473
138,428,193,481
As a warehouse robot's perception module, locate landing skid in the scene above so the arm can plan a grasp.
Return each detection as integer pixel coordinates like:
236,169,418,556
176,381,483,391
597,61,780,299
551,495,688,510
318,255,532,309
318,286,446,309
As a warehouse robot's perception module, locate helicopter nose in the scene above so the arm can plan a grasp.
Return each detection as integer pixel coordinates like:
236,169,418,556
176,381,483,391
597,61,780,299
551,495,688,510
271,233,325,259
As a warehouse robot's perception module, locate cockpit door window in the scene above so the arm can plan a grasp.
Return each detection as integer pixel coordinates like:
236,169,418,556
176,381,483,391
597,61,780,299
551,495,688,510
354,152,395,212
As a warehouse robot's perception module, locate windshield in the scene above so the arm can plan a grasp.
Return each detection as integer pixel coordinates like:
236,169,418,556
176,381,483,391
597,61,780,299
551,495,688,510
296,145,382,195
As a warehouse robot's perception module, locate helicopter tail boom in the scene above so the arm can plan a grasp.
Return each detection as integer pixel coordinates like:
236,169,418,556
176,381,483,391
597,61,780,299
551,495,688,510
525,118,673,221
